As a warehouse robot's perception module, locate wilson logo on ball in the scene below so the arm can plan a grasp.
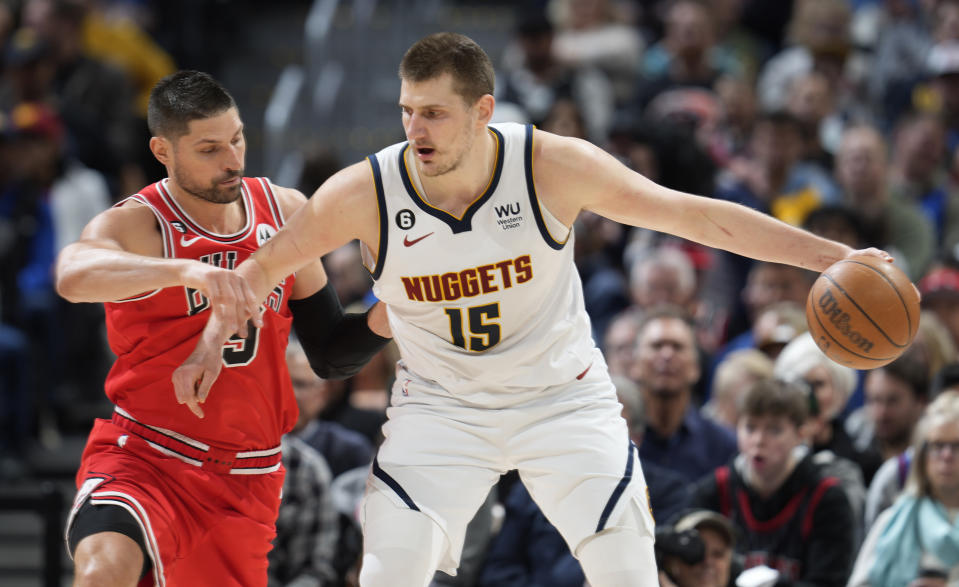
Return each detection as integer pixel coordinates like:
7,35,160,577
817,288,874,353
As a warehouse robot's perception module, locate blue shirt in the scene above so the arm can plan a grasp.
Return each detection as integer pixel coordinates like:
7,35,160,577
639,405,738,484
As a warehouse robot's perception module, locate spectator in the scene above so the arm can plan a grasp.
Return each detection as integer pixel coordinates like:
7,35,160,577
548,0,643,103
602,307,643,377
269,435,339,587
848,391,959,586
846,347,930,461
774,332,884,484
705,348,773,430
497,10,614,144
691,379,856,586
22,0,140,195
834,124,934,280
757,0,853,113
919,265,959,351
627,245,698,314
633,306,738,483
888,112,959,256
656,509,739,587
287,339,374,479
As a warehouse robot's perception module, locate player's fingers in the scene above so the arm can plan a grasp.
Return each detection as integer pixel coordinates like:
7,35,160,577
185,396,204,419
196,369,216,403
240,280,263,329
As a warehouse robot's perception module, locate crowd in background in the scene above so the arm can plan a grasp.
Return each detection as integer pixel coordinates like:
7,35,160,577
2,0,959,585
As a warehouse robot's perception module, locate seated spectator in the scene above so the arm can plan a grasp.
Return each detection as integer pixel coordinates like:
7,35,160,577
548,0,643,103
287,339,374,478
848,391,959,586
497,10,614,144
864,360,959,531
846,347,930,461
270,435,338,587
656,509,739,587
627,245,698,315
715,111,840,227
888,112,959,256
774,332,884,484
705,348,774,431
835,124,935,280
633,306,737,483
602,308,643,378
691,379,856,586
919,264,959,351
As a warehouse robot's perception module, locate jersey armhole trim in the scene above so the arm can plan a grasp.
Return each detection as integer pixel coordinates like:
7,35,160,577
108,195,166,302
367,155,389,280
258,177,285,227
524,124,565,250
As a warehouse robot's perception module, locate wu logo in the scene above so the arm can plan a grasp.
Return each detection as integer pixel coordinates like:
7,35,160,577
494,203,521,218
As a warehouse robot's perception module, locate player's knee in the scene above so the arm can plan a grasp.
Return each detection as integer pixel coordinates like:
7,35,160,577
361,493,447,587
73,557,141,587
577,529,658,587
72,534,144,587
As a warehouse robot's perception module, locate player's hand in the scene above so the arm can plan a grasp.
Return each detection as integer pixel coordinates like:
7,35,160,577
181,261,263,338
846,247,893,263
171,308,234,418
171,337,221,419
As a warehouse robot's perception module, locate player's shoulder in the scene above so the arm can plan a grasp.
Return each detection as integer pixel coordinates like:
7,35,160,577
531,127,598,165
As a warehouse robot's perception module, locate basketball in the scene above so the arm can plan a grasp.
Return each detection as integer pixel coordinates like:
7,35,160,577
805,254,920,370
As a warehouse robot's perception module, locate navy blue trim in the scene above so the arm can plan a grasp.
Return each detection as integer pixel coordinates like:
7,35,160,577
372,456,420,511
596,440,634,533
524,124,565,250
366,155,389,281
398,127,505,234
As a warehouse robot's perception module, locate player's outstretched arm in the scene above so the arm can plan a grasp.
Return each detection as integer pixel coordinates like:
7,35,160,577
532,129,888,273
55,203,261,337
173,163,382,403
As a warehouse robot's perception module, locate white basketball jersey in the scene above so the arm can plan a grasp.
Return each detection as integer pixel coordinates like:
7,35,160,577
362,123,596,402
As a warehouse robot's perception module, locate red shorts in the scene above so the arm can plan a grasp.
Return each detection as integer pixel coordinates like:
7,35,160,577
67,418,285,587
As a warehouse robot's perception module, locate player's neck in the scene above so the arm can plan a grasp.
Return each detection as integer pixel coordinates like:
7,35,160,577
166,179,248,235
415,129,496,215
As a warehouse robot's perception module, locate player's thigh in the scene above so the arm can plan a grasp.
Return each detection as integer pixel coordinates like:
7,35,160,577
512,383,655,553
372,402,504,572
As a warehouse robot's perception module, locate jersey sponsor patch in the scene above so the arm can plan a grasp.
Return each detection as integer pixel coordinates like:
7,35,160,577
255,223,277,246
493,202,524,230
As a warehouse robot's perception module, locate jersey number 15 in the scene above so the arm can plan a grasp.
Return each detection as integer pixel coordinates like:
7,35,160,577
444,303,501,352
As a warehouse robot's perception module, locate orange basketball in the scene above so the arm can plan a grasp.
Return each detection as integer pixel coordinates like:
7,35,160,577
805,254,920,370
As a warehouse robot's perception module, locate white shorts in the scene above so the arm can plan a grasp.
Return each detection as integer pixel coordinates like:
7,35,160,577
364,350,655,573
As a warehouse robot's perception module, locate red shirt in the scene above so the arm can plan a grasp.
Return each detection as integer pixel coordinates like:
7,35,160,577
104,178,296,451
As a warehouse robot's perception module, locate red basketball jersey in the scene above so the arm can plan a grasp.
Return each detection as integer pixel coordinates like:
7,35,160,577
103,178,297,451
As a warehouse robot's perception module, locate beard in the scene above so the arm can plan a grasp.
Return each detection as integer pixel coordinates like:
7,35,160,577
174,167,244,204
417,119,477,178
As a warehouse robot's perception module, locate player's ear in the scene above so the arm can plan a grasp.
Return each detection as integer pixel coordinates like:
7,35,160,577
476,94,495,125
150,136,172,166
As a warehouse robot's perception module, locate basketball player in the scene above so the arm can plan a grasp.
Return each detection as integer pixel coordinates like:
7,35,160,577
55,71,390,586
178,34,891,586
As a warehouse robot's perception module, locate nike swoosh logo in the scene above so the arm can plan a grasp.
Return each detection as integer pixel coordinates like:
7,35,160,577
403,232,434,247
180,235,204,247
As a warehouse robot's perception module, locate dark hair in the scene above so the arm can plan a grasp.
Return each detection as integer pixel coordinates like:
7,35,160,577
877,346,931,401
739,378,809,428
399,32,495,105
147,70,237,139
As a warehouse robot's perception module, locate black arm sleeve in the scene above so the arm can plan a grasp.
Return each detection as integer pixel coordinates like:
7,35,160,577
289,284,391,380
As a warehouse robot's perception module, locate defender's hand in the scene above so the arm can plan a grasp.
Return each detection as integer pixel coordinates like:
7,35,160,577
181,262,263,338
171,338,222,419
